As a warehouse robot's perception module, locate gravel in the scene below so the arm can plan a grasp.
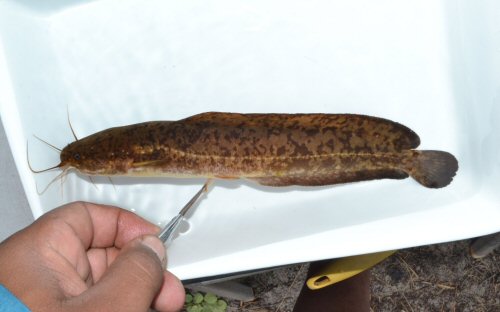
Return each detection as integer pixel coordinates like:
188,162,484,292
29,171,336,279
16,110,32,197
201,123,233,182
219,239,499,312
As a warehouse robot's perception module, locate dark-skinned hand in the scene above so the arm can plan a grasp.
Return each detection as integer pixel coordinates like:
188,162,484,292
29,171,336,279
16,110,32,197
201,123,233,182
0,201,185,312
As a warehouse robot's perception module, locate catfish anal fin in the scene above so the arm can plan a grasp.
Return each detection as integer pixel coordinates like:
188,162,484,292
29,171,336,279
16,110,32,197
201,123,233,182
251,169,408,187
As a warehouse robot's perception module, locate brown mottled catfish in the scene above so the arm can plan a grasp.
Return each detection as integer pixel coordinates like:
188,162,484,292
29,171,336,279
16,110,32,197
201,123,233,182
51,112,458,188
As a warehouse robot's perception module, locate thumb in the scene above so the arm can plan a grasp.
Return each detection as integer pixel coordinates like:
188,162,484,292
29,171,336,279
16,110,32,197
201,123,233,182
76,235,167,311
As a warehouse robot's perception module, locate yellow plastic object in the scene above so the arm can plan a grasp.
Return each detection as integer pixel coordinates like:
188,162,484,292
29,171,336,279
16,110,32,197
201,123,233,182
307,250,396,290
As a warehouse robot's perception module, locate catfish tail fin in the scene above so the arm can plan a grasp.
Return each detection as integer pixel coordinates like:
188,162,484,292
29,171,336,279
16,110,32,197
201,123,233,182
409,150,458,188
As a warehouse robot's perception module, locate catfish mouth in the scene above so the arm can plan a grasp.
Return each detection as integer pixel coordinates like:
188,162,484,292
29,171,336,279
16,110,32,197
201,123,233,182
27,134,100,193
27,159,69,195
27,142,73,194
27,148,64,174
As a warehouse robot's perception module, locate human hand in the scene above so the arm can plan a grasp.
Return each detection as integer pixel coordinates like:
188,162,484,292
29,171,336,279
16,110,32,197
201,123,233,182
0,201,185,312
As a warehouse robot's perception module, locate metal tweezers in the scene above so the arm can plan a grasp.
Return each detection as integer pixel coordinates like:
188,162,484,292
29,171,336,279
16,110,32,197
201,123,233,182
158,180,212,246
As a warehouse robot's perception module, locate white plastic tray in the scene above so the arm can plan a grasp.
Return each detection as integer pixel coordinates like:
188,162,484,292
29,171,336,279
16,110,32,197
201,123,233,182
1,0,499,280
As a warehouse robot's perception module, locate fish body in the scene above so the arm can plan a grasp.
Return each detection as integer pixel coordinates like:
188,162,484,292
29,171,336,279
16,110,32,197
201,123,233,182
59,112,458,188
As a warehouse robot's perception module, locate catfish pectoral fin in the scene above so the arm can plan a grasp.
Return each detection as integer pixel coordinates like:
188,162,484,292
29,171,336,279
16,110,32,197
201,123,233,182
215,175,239,179
251,169,408,187
407,150,458,188
132,159,169,168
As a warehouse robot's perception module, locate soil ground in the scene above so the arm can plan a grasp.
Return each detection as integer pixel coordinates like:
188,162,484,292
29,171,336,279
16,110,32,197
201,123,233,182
225,239,499,312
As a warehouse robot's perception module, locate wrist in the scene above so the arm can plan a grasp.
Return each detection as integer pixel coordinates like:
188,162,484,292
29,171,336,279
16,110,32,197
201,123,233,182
0,284,31,312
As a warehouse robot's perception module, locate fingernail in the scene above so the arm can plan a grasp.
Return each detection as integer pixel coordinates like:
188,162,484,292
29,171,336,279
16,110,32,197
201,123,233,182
141,235,166,266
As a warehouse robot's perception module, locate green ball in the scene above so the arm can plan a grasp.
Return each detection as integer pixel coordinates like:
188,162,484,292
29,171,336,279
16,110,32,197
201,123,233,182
204,293,218,304
217,299,228,310
185,293,193,304
187,305,202,312
193,293,204,304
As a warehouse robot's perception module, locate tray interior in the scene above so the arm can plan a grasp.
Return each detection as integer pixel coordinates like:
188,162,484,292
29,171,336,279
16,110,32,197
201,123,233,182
1,0,499,279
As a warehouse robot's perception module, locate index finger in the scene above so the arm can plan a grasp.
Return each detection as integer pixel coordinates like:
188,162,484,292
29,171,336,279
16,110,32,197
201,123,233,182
37,201,160,249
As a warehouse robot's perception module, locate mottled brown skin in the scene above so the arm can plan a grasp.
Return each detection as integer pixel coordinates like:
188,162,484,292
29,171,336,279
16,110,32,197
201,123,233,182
58,112,458,188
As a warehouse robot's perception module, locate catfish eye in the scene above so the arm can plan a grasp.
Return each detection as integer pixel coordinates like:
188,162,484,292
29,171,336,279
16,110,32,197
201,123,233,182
73,153,81,160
